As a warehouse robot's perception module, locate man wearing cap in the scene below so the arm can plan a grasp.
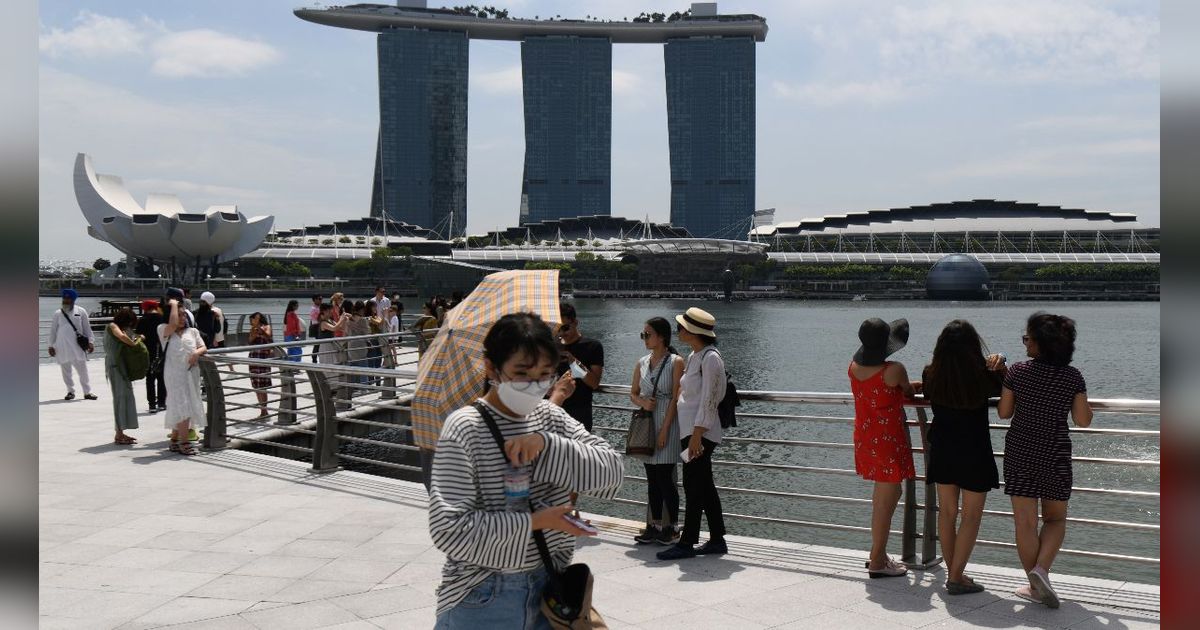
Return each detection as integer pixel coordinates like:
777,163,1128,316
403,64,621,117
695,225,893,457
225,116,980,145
47,288,97,400
200,292,226,348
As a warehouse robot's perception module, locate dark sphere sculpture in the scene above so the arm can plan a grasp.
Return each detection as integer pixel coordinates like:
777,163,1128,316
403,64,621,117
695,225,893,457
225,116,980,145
926,254,991,300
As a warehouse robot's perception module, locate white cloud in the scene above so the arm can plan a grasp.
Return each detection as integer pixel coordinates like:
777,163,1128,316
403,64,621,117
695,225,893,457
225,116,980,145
1014,115,1159,133
150,29,281,78
612,70,641,95
39,11,149,58
40,11,281,79
473,65,523,94
935,138,1160,180
772,79,908,107
880,0,1159,84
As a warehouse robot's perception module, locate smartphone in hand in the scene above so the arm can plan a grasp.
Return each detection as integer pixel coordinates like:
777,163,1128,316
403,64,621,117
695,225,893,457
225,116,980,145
562,512,598,535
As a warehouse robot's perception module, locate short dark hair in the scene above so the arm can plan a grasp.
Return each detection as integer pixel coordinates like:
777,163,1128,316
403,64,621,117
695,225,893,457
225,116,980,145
1027,312,1077,367
319,303,333,316
923,319,995,409
312,294,322,302
484,313,560,372
113,307,137,329
376,286,385,293
559,303,577,321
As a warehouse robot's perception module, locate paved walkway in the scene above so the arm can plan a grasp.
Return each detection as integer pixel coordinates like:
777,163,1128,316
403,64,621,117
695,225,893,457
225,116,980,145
40,362,1159,629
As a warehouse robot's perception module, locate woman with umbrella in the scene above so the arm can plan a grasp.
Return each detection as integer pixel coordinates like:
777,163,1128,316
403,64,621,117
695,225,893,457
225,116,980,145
428,312,623,628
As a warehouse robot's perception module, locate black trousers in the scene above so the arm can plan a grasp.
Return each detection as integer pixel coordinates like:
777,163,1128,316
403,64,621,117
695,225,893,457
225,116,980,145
645,463,680,524
145,367,166,408
680,437,726,545
308,324,321,363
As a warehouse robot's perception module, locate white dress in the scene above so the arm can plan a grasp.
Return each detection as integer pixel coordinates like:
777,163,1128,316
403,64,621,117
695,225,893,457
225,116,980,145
158,324,205,428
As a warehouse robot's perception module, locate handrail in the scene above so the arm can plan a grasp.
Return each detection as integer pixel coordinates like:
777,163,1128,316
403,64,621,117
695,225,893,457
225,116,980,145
195,342,1159,577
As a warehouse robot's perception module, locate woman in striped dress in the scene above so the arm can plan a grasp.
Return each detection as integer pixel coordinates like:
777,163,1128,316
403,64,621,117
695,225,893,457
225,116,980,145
429,313,624,629
998,312,1092,609
630,316,685,545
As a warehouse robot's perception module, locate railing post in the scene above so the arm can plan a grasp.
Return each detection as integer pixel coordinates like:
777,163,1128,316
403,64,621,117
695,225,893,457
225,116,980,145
198,359,227,450
901,476,918,566
274,347,298,425
914,407,942,568
306,368,340,473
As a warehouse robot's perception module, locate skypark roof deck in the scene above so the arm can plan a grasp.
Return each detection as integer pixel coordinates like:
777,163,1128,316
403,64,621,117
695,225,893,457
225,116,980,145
294,4,768,42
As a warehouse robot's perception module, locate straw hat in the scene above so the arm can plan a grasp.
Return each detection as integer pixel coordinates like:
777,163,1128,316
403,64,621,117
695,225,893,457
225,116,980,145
675,307,717,338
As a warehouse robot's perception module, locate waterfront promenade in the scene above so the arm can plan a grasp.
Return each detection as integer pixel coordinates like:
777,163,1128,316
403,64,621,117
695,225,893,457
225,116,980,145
40,362,1158,629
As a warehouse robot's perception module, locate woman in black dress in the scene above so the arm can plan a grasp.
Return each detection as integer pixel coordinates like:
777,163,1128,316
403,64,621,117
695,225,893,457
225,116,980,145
998,312,1093,609
919,320,1007,595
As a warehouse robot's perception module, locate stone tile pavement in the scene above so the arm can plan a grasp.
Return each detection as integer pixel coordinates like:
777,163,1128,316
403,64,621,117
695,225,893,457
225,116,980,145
40,363,1159,628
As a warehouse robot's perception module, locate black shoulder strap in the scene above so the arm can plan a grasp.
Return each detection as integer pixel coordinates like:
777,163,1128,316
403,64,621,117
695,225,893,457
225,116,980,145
61,308,83,336
472,401,561,576
649,353,670,397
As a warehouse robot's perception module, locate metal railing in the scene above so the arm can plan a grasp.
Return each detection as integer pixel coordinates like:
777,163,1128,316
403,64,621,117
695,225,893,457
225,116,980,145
195,343,1160,574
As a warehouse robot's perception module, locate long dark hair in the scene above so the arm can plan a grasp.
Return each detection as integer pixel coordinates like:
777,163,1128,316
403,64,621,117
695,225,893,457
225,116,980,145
249,311,265,328
922,319,994,409
286,299,299,313
484,313,559,373
646,317,679,355
1027,311,1077,367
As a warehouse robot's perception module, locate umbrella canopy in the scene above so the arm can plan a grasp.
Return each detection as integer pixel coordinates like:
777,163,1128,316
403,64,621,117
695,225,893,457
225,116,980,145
411,269,562,449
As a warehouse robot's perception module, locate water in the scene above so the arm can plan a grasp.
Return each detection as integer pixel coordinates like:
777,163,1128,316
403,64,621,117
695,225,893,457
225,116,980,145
40,296,1160,583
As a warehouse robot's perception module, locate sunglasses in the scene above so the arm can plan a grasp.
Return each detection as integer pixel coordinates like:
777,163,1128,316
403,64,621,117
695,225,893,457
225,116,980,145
1021,335,1031,343
639,332,653,340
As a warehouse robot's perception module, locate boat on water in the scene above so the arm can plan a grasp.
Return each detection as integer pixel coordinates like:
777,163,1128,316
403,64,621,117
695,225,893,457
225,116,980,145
560,292,575,300
851,294,867,301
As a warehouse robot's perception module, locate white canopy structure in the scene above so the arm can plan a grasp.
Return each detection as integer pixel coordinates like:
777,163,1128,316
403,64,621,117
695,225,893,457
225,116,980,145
73,153,273,265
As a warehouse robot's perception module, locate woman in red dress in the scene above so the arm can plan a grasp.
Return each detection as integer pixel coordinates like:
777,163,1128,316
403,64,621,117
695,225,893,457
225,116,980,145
849,317,917,579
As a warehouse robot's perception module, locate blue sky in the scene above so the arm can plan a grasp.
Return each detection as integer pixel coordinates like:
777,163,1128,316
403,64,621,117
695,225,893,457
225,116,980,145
38,0,1160,261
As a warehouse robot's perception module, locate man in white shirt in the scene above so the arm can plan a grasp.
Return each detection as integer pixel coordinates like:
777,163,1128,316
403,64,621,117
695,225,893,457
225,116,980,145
47,288,96,400
371,286,391,315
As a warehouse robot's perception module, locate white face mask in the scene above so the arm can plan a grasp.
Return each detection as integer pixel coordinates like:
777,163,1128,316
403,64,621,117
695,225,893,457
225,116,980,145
493,376,555,417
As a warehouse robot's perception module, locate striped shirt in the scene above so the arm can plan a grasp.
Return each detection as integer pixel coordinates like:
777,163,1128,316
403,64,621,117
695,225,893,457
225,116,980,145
428,399,624,616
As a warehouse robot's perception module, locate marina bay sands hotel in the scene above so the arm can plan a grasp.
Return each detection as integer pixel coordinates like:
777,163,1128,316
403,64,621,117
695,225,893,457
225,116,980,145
294,2,768,239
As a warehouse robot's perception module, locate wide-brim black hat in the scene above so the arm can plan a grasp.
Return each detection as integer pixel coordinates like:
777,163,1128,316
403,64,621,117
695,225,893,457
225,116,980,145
854,318,909,366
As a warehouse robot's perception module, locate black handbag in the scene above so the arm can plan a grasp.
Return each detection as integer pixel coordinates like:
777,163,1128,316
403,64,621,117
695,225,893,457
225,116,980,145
473,403,607,629
625,355,670,458
60,309,90,351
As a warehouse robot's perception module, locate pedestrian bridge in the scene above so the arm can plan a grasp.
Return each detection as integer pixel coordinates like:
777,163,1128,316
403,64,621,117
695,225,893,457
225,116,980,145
39,346,1159,628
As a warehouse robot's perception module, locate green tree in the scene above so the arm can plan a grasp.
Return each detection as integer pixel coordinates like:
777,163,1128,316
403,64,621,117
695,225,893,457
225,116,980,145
322,238,334,246
370,248,392,280
339,236,352,244
92,257,111,271
575,238,587,247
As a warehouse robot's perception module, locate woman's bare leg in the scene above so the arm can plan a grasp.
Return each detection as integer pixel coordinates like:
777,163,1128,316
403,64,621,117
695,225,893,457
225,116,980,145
868,482,903,569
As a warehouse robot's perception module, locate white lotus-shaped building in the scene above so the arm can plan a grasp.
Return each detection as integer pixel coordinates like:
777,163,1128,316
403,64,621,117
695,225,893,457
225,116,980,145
73,153,274,264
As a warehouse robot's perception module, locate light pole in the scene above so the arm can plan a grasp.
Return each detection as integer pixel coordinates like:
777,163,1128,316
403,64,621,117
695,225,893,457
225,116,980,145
266,275,272,290
206,273,211,290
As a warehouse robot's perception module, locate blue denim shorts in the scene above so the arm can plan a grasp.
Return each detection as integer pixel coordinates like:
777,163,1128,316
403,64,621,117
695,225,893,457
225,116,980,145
435,568,550,630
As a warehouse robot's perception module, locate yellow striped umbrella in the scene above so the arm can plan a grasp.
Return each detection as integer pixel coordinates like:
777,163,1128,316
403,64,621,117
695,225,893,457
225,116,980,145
411,269,562,449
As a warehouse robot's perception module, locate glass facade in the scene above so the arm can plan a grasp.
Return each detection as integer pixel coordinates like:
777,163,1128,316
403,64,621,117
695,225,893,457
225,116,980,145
520,36,611,225
372,28,468,238
664,37,756,239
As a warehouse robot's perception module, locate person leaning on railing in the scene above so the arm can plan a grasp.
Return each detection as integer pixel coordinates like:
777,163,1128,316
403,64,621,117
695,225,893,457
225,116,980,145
283,299,304,362
848,317,916,579
917,319,1007,596
997,312,1093,609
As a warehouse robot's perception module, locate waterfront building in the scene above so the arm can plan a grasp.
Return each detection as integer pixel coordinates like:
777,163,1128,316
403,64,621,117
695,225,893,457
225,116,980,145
665,35,757,239
520,36,612,224
754,200,1160,259
72,153,273,282
926,253,992,300
370,27,468,239
294,2,768,229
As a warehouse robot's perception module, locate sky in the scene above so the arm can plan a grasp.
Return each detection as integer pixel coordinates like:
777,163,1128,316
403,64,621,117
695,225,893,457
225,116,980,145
37,0,1160,262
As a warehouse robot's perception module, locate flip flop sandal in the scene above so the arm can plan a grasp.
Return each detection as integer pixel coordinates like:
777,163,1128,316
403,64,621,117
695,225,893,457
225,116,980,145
1028,570,1060,609
169,441,180,453
177,442,198,456
1014,586,1040,604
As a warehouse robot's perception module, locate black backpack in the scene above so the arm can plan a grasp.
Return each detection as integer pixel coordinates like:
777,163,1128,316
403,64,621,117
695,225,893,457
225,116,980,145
698,347,740,429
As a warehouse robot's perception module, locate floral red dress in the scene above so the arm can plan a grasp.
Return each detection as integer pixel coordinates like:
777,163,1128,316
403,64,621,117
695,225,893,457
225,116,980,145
849,362,915,482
